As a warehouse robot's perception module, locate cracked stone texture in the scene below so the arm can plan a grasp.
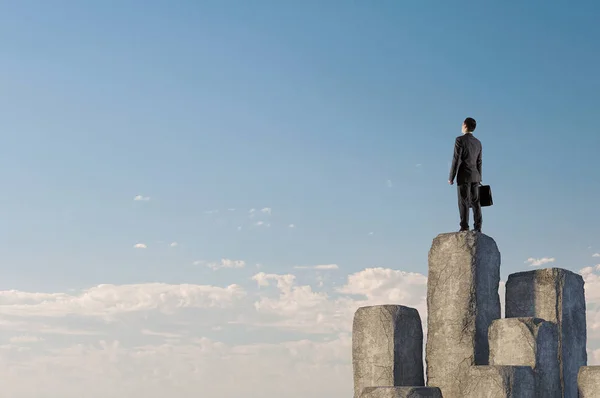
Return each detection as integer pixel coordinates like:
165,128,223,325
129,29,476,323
489,317,560,398
425,231,501,398
505,268,586,398
578,366,600,397
463,365,535,398
360,386,442,398
352,305,424,398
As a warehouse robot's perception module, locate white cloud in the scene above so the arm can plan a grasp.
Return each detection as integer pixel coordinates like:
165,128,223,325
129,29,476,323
169,242,178,247
255,221,264,226
140,329,182,339
368,232,374,236
294,264,339,270
133,243,147,249
289,224,295,228
593,253,600,257
524,257,555,266
9,335,44,343
0,335,353,398
250,267,428,334
261,207,272,215
386,179,392,188
581,266,600,338
0,283,245,318
204,210,218,214
200,259,246,270
228,208,236,211
0,265,598,398
134,195,150,201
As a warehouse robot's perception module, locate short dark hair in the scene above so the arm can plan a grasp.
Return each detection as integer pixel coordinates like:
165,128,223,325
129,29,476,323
464,117,477,132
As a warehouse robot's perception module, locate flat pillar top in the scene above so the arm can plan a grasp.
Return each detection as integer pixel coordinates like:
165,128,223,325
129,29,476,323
507,267,584,281
429,231,499,254
579,366,600,371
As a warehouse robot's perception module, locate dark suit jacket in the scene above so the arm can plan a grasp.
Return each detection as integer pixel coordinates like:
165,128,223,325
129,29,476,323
449,133,482,185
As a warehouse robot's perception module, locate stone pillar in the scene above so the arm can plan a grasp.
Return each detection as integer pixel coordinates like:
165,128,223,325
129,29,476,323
489,317,560,397
505,268,587,398
352,305,424,398
463,366,535,397
361,386,442,398
578,366,600,397
425,231,501,398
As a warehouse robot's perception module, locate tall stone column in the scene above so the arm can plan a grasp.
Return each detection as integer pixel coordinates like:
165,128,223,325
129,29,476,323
505,268,587,398
352,305,424,398
425,231,501,398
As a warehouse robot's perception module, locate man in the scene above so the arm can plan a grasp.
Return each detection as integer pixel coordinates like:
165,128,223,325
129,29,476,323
448,117,482,232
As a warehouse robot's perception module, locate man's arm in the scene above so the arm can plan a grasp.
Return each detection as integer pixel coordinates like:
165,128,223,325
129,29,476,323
448,137,462,183
477,145,482,180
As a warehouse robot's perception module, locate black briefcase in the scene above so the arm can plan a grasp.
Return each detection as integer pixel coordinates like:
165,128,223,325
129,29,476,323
478,184,493,207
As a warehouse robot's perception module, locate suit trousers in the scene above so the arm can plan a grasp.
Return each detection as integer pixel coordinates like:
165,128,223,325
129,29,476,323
457,182,482,230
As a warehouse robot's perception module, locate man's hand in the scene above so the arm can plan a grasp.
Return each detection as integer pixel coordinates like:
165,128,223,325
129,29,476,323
448,180,454,185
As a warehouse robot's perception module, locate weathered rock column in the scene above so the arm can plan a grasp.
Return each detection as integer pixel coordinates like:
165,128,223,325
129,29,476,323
425,231,501,398
352,305,424,398
505,268,587,398
463,365,535,397
361,386,442,398
489,317,560,397
578,366,600,397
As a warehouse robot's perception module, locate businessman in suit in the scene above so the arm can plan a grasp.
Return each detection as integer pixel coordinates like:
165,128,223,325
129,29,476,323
448,117,482,232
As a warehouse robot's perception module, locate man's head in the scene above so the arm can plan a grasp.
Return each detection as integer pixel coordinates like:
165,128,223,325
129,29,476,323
462,117,477,134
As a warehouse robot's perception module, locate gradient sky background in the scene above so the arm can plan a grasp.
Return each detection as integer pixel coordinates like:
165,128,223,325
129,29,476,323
0,1,599,397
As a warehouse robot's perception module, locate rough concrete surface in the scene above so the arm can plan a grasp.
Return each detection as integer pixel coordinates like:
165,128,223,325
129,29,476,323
578,366,600,397
505,268,586,398
463,365,535,398
425,231,501,398
489,317,559,397
361,386,442,398
352,305,424,398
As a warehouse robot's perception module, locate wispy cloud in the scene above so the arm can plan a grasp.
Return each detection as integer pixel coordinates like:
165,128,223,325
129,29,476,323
261,208,272,215
204,210,219,215
593,253,600,257
293,264,339,270
195,259,246,270
368,232,374,236
0,283,245,318
288,224,295,228
170,242,178,248
134,195,150,201
525,257,555,267
228,208,236,211
140,329,182,339
133,243,147,249
416,164,422,167
9,335,44,343
386,180,393,188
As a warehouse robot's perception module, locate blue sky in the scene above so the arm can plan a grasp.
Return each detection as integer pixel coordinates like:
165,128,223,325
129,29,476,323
0,2,599,397
2,0,599,290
